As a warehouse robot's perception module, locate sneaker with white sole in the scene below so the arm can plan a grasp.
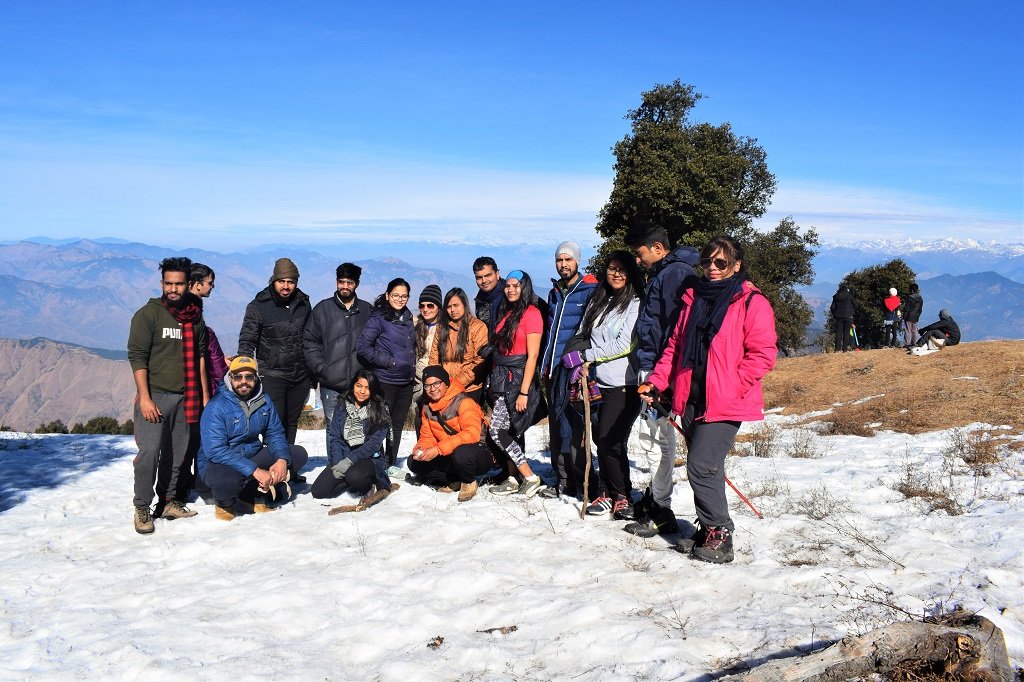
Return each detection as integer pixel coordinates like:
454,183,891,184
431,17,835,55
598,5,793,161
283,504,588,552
516,476,543,498
586,495,614,516
489,478,521,495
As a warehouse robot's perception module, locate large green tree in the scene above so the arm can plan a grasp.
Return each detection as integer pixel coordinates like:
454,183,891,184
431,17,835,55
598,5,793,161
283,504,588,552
593,80,817,353
827,259,918,349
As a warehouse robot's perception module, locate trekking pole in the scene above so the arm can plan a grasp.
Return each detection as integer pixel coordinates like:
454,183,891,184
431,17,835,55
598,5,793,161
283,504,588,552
579,362,593,521
647,397,764,520
851,323,861,352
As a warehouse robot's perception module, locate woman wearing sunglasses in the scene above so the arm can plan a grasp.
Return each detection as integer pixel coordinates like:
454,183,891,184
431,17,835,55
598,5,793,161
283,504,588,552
357,278,416,469
412,284,443,403
639,236,777,564
429,287,490,404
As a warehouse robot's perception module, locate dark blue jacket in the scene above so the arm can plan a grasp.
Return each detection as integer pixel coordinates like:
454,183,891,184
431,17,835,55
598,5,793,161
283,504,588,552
540,273,600,379
636,245,700,372
327,400,392,490
474,278,506,337
357,306,416,385
197,381,292,480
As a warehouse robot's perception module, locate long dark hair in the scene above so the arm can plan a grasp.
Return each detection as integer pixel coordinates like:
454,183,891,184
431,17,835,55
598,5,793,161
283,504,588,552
700,235,748,279
577,250,643,339
414,313,434,358
494,271,537,354
344,369,390,434
436,287,473,363
373,278,411,321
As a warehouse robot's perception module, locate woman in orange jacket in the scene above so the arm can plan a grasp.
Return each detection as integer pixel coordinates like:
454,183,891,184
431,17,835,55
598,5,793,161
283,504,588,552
429,288,490,403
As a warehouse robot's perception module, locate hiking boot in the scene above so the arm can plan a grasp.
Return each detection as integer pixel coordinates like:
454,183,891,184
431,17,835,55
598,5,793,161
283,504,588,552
516,476,543,498
489,478,520,495
237,496,275,514
537,486,561,499
457,480,478,502
673,522,708,553
159,499,198,520
691,526,734,564
133,505,154,534
612,495,635,521
623,503,679,537
673,456,685,468
585,495,613,516
214,504,236,521
437,482,461,494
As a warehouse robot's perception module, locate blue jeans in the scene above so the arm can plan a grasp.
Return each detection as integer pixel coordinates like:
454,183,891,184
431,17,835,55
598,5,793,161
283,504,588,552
320,386,341,452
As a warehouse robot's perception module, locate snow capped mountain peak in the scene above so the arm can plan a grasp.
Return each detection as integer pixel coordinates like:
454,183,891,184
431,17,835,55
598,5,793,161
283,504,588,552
821,238,1024,257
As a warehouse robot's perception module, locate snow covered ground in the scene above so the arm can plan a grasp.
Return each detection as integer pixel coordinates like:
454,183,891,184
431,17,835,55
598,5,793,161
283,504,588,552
1,413,1022,680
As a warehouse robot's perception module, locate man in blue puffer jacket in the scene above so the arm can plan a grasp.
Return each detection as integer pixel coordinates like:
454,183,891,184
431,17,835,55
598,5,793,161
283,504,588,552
199,356,309,520
538,240,599,498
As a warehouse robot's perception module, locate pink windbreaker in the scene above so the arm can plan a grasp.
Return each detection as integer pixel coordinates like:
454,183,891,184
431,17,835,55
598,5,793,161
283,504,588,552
648,280,778,423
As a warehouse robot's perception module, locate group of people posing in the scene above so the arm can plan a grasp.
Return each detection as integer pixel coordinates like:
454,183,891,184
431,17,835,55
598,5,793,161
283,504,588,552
127,224,779,564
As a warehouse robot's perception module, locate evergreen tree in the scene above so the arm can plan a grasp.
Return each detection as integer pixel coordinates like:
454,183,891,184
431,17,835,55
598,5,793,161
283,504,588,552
828,259,917,349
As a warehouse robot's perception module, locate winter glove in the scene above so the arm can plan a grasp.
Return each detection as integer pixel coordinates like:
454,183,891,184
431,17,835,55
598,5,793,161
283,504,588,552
332,458,354,479
570,364,586,385
561,350,585,369
637,382,659,400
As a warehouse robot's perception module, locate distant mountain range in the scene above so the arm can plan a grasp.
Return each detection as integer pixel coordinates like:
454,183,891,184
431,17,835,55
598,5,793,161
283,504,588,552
0,237,1021,353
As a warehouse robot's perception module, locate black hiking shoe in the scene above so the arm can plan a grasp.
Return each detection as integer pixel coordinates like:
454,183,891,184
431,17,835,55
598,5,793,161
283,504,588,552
673,522,708,554
691,526,734,564
623,502,678,537
612,495,635,521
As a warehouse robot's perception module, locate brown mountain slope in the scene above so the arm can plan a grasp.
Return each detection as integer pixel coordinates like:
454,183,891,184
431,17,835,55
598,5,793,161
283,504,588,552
763,340,1024,436
0,338,134,431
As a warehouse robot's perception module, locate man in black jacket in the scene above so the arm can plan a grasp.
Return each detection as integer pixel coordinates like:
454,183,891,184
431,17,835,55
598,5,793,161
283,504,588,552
902,283,924,347
303,262,372,449
910,308,961,356
830,284,856,352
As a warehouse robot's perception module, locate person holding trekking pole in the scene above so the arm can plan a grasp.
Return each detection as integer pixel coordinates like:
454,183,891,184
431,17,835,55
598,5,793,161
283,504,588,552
638,235,777,564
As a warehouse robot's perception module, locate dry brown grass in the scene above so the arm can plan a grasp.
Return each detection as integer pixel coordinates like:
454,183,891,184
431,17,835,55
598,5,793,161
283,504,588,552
764,340,1024,436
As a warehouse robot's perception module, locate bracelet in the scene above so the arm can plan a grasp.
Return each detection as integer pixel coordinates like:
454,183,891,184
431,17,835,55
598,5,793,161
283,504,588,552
519,391,529,396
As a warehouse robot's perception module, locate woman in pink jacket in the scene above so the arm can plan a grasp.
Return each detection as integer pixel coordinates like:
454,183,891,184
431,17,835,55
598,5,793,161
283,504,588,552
639,235,777,564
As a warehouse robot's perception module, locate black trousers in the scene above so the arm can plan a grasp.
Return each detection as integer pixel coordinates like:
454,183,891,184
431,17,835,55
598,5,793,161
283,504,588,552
261,375,309,446
593,386,642,499
204,445,308,507
310,458,379,498
834,317,853,351
408,443,494,486
567,402,600,499
380,382,414,466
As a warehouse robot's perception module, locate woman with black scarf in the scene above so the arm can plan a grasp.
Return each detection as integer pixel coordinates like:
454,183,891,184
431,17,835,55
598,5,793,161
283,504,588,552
639,236,777,564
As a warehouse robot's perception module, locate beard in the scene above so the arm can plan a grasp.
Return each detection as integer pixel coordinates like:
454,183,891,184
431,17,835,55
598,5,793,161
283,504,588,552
161,293,186,309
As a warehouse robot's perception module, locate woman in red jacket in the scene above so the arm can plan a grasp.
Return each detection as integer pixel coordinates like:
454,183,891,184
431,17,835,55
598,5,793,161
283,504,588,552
639,236,777,564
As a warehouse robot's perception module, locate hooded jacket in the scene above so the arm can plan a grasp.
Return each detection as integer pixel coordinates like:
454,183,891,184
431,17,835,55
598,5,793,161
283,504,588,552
830,286,855,320
648,280,777,423
903,292,924,323
428,316,490,393
237,287,311,383
197,380,292,480
127,297,207,395
540,273,600,378
414,380,486,456
582,297,640,388
919,312,961,345
303,294,373,391
636,245,700,372
357,305,416,385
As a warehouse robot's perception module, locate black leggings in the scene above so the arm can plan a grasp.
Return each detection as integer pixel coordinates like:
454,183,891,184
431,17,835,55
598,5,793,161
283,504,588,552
310,458,378,498
408,443,494,486
380,382,414,466
593,386,642,499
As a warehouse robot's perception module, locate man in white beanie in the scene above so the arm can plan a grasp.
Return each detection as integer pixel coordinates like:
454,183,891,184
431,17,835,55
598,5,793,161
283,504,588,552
538,240,599,499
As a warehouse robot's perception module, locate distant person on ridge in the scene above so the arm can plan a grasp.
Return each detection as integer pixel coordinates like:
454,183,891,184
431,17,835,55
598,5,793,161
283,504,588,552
538,240,599,499
303,262,372,452
127,256,208,534
882,287,902,348
909,309,961,356
902,283,923,347
238,257,312,482
199,356,308,520
622,222,700,538
830,284,856,352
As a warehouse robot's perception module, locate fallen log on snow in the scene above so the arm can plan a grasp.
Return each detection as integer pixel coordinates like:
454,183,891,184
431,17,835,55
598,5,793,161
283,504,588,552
725,613,1013,681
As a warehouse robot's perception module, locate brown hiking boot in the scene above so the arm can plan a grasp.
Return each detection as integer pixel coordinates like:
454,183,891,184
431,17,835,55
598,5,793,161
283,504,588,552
133,505,155,534
214,505,236,521
159,499,198,520
457,480,478,502
237,497,275,514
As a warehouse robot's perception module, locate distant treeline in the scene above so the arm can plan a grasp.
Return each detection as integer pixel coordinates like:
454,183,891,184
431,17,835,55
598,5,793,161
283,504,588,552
35,417,133,436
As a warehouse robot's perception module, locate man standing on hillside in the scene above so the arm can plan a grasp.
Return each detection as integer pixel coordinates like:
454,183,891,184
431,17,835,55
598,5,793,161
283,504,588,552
903,283,923,347
830,284,856,352
538,241,598,498
127,256,208,534
472,256,505,337
303,262,372,449
622,223,699,537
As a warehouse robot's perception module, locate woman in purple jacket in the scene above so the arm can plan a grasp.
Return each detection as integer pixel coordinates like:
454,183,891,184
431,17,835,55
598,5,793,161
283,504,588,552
639,235,777,564
357,278,416,468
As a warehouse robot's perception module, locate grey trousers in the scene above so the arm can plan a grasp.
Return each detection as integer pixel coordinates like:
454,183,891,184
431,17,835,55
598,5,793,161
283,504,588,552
687,420,741,531
636,412,677,508
133,391,191,508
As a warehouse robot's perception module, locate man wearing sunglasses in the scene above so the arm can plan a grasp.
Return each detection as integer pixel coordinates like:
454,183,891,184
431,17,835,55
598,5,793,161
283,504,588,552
623,222,700,537
197,356,309,520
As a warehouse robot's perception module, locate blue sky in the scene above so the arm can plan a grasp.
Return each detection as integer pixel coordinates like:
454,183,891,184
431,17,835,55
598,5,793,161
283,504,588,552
1,1,1021,251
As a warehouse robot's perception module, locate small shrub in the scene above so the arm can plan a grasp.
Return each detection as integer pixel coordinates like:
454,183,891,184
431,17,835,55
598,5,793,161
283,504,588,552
748,423,780,458
822,404,875,437
945,429,1000,476
35,419,69,434
119,419,134,435
893,457,963,516
785,429,823,459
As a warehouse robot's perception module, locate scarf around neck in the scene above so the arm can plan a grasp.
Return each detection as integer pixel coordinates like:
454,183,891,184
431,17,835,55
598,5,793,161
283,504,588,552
681,275,746,370
162,296,203,423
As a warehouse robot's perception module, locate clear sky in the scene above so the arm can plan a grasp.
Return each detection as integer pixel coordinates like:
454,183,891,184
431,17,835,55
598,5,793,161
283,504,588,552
1,1,1021,250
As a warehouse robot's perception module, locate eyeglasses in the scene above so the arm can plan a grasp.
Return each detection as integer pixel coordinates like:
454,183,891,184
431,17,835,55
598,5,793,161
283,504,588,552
419,302,437,309
423,381,444,390
389,293,410,301
607,265,626,275
230,372,257,382
699,257,731,271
